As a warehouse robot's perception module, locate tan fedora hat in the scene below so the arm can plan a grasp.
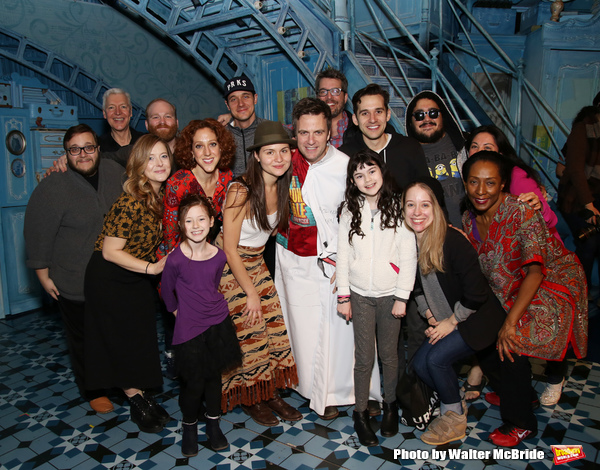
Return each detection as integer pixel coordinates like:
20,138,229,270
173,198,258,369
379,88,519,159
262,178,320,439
247,120,297,152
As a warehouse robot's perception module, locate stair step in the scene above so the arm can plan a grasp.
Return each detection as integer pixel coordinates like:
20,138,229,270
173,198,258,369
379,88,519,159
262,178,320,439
355,54,430,79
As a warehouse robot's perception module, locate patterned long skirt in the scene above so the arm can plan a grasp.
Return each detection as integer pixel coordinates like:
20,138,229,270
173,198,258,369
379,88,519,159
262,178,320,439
218,243,298,412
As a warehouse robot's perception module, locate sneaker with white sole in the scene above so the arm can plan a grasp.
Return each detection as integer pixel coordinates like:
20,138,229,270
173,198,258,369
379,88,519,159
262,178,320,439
420,401,467,446
540,378,565,406
489,423,534,447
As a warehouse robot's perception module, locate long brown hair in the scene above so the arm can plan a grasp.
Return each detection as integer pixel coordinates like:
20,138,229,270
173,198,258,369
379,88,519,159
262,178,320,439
402,181,446,275
228,146,292,232
124,134,173,219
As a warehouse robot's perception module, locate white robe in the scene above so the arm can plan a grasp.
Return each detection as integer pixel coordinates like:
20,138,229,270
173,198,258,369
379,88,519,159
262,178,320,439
275,145,382,415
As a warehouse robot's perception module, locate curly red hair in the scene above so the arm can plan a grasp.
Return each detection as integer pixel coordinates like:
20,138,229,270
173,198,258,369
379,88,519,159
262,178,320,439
174,118,235,171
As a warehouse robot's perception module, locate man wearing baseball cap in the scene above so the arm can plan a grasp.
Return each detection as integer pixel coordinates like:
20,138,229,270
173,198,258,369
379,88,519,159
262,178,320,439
223,75,270,177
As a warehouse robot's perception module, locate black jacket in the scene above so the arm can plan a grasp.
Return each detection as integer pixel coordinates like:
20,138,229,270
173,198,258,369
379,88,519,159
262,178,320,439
414,228,506,351
339,126,429,192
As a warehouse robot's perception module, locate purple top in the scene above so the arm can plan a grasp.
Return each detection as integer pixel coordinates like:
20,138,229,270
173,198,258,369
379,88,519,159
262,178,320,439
161,245,230,345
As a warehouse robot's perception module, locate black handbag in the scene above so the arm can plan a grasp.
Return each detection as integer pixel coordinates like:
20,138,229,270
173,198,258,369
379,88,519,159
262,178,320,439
396,365,439,431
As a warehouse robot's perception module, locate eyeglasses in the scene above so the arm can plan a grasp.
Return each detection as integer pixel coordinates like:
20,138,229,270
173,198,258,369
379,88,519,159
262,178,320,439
67,145,98,156
318,87,344,97
412,109,440,121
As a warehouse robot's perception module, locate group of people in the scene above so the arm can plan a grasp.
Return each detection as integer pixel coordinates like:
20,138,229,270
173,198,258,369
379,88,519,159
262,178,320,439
23,72,592,456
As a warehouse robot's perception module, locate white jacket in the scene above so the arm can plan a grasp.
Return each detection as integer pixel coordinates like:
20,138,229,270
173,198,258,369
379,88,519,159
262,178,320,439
337,200,417,299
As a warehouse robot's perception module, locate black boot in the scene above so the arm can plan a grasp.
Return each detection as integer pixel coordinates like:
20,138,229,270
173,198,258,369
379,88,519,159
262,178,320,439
128,393,164,433
381,401,399,437
205,414,228,451
181,421,198,457
353,410,378,447
144,393,171,425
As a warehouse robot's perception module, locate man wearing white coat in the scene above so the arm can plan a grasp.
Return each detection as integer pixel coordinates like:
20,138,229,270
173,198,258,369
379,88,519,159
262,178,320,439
275,98,381,419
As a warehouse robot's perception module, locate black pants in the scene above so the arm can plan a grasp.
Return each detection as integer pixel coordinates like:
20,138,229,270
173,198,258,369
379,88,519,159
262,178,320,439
57,297,104,400
396,298,428,396
478,347,537,432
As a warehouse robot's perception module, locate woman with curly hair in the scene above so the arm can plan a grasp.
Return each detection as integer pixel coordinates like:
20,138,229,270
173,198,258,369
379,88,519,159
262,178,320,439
336,150,417,446
161,118,235,254
84,134,173,434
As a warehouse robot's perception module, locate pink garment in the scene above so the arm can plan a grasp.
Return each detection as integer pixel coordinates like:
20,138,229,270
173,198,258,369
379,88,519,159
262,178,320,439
510,167,562,243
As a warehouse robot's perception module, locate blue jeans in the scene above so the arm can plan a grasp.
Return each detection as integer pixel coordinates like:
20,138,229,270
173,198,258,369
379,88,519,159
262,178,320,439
412,330,474,406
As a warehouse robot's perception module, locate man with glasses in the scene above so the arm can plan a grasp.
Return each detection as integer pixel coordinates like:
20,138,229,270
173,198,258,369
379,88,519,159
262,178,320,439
219,69,351,149
339,84,429,191
25,124,124,414
405,91,467,227
315,68,352,148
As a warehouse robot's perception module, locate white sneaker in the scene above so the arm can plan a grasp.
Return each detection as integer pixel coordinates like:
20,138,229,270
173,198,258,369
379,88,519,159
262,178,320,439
540,378,565,406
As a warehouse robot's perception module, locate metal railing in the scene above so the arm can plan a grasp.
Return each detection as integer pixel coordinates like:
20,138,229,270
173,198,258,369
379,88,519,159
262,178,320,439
345,0,570,191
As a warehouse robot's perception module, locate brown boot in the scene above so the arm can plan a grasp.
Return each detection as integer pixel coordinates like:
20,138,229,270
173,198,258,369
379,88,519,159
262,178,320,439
242,402,279,426
267,395,302,421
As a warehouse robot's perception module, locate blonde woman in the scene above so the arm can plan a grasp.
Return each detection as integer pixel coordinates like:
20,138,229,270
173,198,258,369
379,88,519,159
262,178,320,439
85,135,173,434
403,178,504,446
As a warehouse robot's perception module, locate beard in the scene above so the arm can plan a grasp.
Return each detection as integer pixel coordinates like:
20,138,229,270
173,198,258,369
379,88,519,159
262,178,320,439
150,124,178,142
68,156,100,177
414,125,444,144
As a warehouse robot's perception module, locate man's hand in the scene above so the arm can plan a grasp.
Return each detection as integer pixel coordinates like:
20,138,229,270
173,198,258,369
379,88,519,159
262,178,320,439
217,113,232,126
44,154,68,177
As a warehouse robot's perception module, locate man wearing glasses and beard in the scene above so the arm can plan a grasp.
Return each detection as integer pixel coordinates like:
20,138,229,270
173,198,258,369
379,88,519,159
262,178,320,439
24,124,124,415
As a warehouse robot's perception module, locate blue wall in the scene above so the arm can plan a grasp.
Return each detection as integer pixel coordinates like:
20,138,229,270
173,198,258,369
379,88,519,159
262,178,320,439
0,0,228,129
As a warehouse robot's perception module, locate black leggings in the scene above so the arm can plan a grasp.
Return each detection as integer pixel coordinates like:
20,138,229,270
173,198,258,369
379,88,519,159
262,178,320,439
179,375,222,423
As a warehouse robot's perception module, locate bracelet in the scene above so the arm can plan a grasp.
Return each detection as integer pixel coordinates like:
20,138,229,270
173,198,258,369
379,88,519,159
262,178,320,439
337,298,350,304
337,295,350,299
145,262,150,274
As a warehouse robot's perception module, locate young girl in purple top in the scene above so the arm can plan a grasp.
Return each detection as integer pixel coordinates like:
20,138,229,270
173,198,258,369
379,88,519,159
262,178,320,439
161,194,241,457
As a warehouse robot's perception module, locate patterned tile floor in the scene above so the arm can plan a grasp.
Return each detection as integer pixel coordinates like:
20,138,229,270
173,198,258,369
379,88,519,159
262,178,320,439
1,303,599,470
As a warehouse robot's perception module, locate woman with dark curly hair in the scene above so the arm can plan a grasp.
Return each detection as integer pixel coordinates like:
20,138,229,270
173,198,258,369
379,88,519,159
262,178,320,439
161,118,235,254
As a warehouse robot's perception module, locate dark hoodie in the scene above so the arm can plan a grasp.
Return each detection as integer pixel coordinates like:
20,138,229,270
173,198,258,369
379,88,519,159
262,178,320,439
339,123,429,192
405,91,468,226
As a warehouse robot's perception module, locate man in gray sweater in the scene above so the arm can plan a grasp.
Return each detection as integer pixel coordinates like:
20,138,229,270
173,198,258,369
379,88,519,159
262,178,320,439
223,75,267,177
24,124,124,414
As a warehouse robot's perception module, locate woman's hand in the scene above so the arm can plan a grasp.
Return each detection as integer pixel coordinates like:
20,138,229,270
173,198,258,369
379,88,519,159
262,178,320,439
425,315,457,345
518,192,541,211
149,256,168,275
242,291,263,328
338,301,352,321
497,320,520,362
391,300,406,318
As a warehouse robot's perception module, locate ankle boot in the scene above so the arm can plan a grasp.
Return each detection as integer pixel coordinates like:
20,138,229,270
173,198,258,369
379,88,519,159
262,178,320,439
381,401,398,437
181,421,198,457
205,414,228,451
353,410,378,447
128,393,163,433
144,393,171,425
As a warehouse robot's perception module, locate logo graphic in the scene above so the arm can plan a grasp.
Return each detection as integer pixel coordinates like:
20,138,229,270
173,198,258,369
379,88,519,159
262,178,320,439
551,445,585,465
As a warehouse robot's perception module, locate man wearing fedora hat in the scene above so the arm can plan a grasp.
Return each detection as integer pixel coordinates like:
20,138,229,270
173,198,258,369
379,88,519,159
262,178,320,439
274,98,382,420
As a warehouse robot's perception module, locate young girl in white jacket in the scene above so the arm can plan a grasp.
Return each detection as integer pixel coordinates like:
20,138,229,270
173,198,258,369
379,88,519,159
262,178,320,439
337,149,417,447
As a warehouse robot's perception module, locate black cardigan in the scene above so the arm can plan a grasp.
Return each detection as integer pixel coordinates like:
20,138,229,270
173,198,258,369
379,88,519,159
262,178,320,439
414,228,506,351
